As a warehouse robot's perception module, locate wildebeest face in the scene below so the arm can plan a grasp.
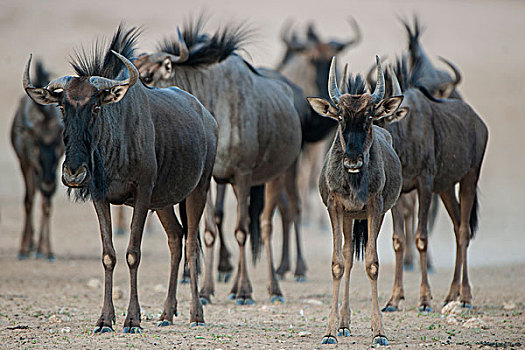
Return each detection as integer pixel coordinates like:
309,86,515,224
134,54,172,86
307,56,403,173
23,52,138,196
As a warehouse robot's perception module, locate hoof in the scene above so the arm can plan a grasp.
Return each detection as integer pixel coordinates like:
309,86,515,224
418,305,433,313
461,302,472,309
382,305,398,312
46,254,56,262
403,264,414,272
270,295,285,304
200,297,211,305
190,322,206,328
236,298,255,305
94,326,113,334
373,336,389,346
35,252,44,259
217,271,232,283
157,320,173,327
123,326,142,334
17,253,30,260
180,277,190,284
321,335,337,344
116,228,126,236
337,328,350,337
294,275,306,283
227,293,236,301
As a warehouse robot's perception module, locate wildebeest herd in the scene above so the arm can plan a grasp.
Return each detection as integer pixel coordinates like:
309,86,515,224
12,15,488,346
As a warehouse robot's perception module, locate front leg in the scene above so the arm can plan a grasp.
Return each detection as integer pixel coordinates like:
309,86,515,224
321,201,344,345
366,199,388,346
123,191,151,333
93,200,116,333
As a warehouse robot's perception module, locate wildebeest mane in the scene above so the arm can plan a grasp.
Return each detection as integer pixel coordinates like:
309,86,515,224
342,73,367,95
157,16,252,67
70,24,141,78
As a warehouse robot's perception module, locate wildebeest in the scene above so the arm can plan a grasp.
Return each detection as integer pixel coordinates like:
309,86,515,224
11,59,64,260
307,56,404,345
274,19,362,279
380,57,488,312
23,26,218,332
134,20,302,304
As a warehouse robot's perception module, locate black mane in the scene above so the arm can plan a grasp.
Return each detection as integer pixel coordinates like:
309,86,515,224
343,73,367,95
157,16,251,67
70,24,140,78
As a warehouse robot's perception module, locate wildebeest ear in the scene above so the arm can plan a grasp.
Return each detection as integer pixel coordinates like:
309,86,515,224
162,57,173,79
100,85,130,105
373,96,404,119
384,107,409,124
306,97,340,121
25,87,62,105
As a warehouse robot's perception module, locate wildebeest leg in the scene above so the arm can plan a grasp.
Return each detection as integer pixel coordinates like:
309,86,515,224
439,187,461,304
115,206,126,235
215,183,233,283
415,179,433,312
285,163,306,281
402,193,416,270
275,193,292,279
337,215,354,337
93,200,116,333
36,195,54,260
230,174,253,304
457,170,479,307
321,203,344,345
156,206,183,326
200,190,218,304
123,193,151,333
185,185,208,326
383,203,406,312
18,164,35,259
261,176,285,303
366,203,388,346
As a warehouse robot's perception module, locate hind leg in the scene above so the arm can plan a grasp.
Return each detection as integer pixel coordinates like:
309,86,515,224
439,187,461,304
200,190,218,304
36,195,54,260
216,183,234,283
156,206,183,326
115,206,126,236
383,203,406,312
276,193,292,279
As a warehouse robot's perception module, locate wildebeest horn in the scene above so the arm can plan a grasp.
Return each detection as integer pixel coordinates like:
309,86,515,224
328,56,342,105
371,55,385,104
281,20,303,50
339,63,348,93
89,50,138,91
438,56,462,87
23,54,35,91
344,17,362,47
388,65,402,96
24,54,70,105
172,27,189,63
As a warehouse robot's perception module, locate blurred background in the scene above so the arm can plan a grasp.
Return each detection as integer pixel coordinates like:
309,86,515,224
0,0,523,270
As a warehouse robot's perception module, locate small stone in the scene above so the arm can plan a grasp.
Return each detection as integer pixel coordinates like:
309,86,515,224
86,278,101,289
60,327,71,333
298,331,312,337
304,299,323,306
113,286,123,300
503,302,516,311
441,301,462,315
446,315,459,325
463,317,488,329
48,315,61,323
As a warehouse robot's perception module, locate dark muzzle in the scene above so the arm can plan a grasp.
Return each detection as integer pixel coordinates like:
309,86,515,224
62,162,89,187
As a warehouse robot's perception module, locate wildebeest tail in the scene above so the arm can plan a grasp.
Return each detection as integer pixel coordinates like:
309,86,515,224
353,219,368,260
470,192,479,239
249,184,265,264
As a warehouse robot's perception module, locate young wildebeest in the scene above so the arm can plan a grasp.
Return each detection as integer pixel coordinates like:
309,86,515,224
11,59,64,260
23,27,218,332
306,56,404,346
273,19,362,280
134,21,302,305
380,58,488,312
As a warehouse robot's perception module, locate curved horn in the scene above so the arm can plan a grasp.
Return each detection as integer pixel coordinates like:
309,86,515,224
339,63,348,93
173,27,189,63
306,22,320,43
328,56,342,105
388,65,402,96
89,50,138,91
371,55,385,103
438,56,462,87
23,54,35,91
24,54,69,105
345,17,362,47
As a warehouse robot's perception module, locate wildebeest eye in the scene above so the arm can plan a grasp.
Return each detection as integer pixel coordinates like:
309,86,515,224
93,105,101,114
58,105,65,114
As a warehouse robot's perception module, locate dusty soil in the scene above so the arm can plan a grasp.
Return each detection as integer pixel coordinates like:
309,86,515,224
1,0,524,349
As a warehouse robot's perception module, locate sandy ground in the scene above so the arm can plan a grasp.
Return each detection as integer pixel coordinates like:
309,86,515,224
0,0,524,348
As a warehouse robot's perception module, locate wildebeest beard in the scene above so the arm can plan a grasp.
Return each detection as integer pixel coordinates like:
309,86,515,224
344,166,369,205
